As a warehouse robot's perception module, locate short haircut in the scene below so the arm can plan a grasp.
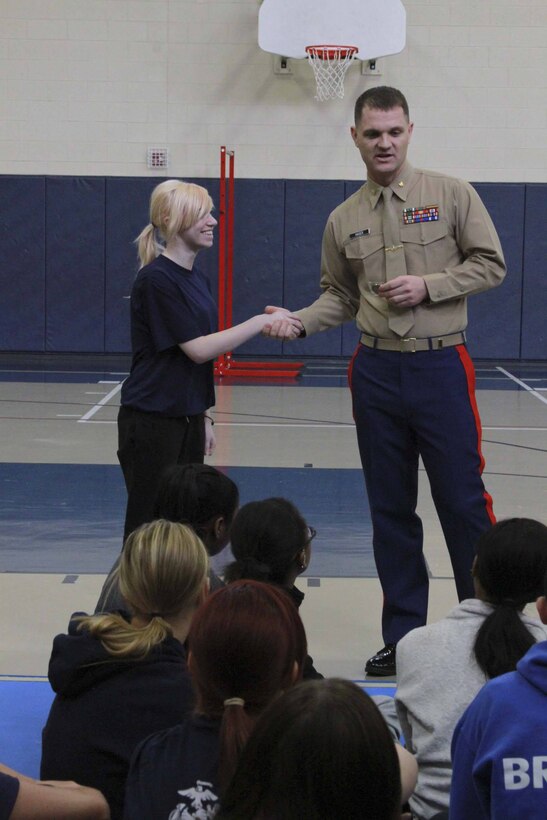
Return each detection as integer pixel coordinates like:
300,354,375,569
154,463,239,553
354,86,409,124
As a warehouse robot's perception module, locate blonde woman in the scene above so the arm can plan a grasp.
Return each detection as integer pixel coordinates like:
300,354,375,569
118,179,301,539
40,520,209,820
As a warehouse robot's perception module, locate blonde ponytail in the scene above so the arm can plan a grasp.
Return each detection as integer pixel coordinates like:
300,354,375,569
135,222,163,268
78,520,208,659
77,611,173,659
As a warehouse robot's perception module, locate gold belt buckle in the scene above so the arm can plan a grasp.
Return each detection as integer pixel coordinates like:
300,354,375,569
400,337,417,352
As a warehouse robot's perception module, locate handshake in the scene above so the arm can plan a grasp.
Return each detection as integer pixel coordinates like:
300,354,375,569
261,305,304,340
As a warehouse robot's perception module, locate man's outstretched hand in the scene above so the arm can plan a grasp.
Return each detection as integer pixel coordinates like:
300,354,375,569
262,305,303,340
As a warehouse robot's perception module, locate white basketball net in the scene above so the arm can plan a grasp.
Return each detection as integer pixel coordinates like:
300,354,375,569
305,45,358,101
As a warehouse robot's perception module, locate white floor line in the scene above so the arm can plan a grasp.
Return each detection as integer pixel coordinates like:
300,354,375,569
79,420,547,431
80,420,355,427
496,367,547,407
78,382,123,422
483,426,547,431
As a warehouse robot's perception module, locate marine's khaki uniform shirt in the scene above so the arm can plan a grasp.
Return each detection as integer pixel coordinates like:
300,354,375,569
297,163,506,339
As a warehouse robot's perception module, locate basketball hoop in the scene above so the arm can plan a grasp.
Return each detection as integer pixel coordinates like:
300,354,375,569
305,45,358,101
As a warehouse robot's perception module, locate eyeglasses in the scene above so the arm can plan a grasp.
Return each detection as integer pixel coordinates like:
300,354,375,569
306,526,317,543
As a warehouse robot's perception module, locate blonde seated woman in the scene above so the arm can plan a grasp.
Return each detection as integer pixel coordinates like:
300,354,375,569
0,762,109,820
40,520,209,820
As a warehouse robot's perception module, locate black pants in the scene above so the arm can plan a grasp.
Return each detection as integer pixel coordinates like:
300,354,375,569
117,405,205,540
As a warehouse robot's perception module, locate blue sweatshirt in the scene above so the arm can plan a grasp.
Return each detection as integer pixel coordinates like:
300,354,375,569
450,639,547,819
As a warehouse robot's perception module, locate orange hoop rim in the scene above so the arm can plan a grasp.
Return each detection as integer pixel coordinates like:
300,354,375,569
305,44,359,60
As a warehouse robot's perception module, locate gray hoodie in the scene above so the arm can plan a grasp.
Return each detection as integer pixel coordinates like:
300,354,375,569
395,598,547,819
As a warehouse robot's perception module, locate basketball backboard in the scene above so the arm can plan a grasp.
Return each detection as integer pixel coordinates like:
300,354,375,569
258,0,406,60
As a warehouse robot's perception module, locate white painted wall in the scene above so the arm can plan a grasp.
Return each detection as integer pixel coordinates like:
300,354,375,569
0,0,545,181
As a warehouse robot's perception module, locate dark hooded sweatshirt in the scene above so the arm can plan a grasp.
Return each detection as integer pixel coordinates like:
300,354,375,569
40,613,194,820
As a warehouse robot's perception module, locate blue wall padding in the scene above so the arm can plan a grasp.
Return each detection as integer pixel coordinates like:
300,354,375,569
0,176,46,351
105,177,163,352
192,177,220,294
0,175,545,360
522,185,547,359
231,179,285,356
283,180,346,356
46,177,106,351
467,184,524,359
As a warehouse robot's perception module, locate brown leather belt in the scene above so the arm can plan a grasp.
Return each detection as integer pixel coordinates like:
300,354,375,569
360,331,466,353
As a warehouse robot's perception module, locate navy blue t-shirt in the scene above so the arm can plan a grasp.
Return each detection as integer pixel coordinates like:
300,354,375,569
123,714,221,819
0,771,19,820
121,255,217,417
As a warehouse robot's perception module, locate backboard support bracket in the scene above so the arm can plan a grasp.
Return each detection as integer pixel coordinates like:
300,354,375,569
273,55,293,74
361,58,383,76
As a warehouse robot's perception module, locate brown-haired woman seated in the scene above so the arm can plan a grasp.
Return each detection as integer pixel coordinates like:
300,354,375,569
123,580,308,819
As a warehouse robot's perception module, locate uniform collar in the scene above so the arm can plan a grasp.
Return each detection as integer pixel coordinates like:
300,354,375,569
366,162,414,208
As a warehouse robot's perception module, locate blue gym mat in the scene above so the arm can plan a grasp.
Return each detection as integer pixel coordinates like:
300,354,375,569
0,463,375,577
0,679,396,778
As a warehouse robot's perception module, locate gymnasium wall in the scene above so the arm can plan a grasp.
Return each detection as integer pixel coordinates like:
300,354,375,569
0,1,545,182
0,175,545,359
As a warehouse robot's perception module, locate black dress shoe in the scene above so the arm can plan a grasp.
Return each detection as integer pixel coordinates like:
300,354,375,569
365,643,396,677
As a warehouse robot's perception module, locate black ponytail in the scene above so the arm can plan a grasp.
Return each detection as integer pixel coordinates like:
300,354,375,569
473,518,547,678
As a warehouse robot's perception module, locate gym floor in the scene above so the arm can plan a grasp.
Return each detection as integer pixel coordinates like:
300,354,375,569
1,353,546,772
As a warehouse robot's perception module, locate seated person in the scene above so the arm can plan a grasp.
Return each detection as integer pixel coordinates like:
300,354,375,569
219,678,417,820
0,761,109,819
123,580,307,819
395,518,547,819
224,497,322,679
450,568,547,819
40,520,209,820
96,463,239,611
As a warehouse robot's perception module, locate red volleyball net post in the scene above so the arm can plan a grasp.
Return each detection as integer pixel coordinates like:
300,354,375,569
215,146,231,376
214,146,303,380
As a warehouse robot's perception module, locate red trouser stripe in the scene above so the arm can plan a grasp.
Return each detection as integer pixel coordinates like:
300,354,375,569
456,344,496,524
347,345,360,412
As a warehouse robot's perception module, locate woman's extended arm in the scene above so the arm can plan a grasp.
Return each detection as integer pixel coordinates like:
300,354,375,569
180,311,302,364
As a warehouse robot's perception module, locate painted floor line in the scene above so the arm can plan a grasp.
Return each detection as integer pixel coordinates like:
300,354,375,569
497,367,547,407
79,419,547,432
78,382,123,422
79,420,356,428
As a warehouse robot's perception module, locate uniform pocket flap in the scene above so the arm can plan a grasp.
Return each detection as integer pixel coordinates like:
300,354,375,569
400,219,449,245
344,233,385,259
